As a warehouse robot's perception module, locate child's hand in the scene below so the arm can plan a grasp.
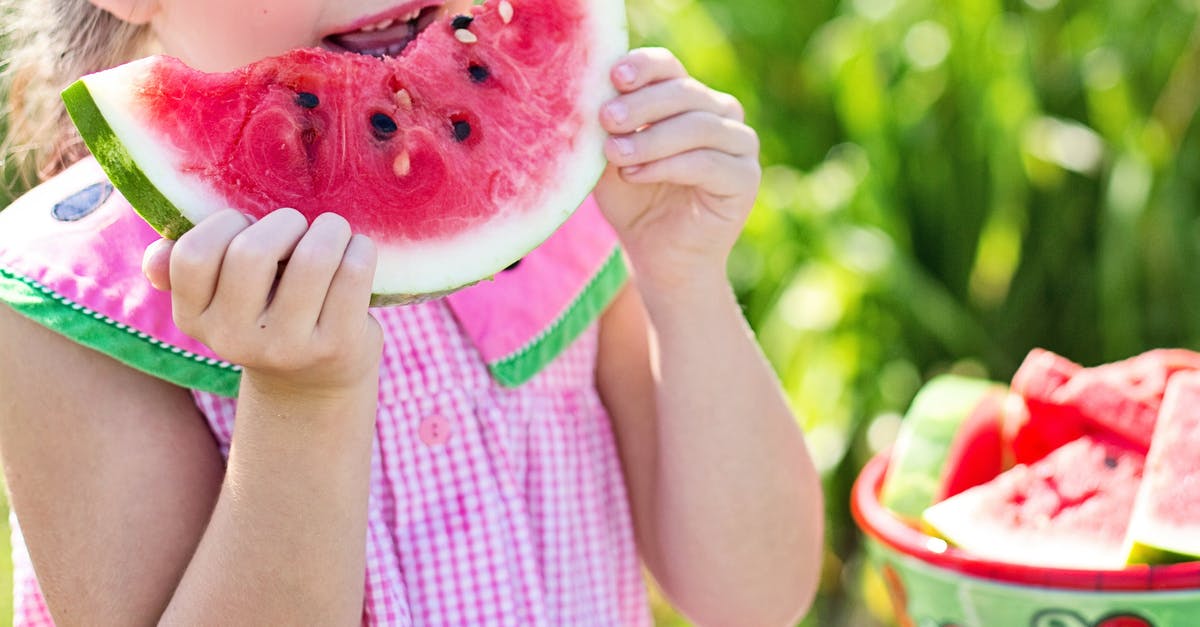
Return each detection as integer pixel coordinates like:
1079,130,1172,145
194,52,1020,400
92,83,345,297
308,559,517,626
594,48,761,293
142,209,382,395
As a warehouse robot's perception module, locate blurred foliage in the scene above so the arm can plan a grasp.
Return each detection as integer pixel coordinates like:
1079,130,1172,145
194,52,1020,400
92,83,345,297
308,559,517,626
3,0,1200,625
627,0,1200,624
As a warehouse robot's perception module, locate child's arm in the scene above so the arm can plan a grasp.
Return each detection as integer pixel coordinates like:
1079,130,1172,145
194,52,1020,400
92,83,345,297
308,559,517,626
0,209,381,625
594,49,824,626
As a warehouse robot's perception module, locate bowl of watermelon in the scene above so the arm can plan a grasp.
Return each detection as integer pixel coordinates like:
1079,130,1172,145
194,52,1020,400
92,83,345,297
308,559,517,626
852,349,1200,627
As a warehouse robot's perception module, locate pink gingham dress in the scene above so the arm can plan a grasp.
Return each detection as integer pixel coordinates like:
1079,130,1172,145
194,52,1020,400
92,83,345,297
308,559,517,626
0,159,652,626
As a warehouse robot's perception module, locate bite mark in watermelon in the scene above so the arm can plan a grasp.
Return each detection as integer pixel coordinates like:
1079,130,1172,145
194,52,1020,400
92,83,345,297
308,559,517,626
1125,371,1200,564
62,0,629,304
922,435,1145,570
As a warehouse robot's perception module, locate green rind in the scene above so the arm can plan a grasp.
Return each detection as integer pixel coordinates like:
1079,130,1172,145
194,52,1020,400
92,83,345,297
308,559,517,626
0,266,240,397
880,376,1002,521
490,246,627,387
61,80,195,240
1127,541,1197,565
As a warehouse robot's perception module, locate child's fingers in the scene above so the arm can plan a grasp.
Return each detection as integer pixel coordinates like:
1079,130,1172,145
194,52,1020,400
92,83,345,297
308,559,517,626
601,77,744,135
266,212,354,335
142,238,175,291
317,234,378,338
212,208,308,324
605,111,759,168
611,47,688,93
619,149,760,200
170,209,252,323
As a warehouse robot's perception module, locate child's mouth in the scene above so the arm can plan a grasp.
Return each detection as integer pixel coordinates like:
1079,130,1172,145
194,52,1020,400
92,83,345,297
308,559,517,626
323,3,445,58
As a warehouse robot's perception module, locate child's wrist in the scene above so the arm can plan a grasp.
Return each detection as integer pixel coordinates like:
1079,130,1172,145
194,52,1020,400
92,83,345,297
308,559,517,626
633,263,735,318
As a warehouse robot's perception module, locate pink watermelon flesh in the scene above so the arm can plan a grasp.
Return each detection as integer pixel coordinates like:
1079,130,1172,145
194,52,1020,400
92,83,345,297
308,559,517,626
1126,371,1200,562
63,0,628,301
1006,349,1200,462
936,390,1008,501
1006,349,1091,463
923,435,1145,570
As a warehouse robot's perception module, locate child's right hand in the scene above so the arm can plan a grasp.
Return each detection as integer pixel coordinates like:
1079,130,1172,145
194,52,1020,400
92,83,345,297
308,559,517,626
142,208,383,395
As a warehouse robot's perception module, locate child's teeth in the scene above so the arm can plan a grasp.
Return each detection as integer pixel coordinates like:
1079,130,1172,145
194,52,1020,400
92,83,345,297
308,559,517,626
402,9,421,21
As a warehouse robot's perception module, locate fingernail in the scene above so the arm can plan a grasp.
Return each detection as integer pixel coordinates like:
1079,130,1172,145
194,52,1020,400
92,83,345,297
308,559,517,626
623,165,642,176
605,101,628,124
612,137,635,157
615,63,636,84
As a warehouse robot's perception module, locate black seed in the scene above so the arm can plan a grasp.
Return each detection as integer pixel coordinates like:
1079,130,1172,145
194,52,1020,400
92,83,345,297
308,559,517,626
1105,456,1118,469
468,64,490,83
371,112,398,138
452,119,472,142
452,15,474,29
296,92,319,109
504,259,522,272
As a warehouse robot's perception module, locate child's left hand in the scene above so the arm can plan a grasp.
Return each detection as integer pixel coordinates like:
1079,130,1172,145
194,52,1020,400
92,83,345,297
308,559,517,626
594,48,761,293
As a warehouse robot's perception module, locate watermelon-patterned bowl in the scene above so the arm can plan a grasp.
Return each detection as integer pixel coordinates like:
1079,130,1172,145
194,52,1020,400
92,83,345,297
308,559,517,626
852,452,1200,627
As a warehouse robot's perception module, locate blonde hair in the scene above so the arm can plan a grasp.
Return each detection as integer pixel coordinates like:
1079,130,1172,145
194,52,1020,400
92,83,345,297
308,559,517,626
2,0,151,189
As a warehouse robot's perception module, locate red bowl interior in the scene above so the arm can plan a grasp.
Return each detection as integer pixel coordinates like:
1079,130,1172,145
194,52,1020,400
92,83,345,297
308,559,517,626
851,452,1200,592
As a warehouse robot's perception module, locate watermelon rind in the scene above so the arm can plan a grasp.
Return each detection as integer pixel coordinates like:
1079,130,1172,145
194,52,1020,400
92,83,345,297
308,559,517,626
879,375,1001,521
1123,372,1200,564
922,435,1144,571
61,78,196,241
63,0,629,303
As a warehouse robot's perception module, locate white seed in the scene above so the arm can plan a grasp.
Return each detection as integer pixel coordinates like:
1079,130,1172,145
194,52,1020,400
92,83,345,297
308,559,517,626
455,28,478,44
499,0,514,24
393,151,411,177
394,88,413,110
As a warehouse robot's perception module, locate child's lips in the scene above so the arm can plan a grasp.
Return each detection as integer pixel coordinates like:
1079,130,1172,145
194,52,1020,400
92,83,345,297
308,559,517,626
323,2,446,57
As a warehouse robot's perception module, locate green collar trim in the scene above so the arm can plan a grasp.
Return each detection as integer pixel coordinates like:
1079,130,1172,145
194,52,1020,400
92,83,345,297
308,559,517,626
0,266,241,397
490,247,627,387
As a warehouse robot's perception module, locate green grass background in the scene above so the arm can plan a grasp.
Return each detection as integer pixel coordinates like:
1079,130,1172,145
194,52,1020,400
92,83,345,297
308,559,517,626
4,0,1200,624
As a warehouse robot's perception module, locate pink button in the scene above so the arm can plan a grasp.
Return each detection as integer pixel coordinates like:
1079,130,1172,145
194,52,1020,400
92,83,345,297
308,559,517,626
418,415,452,446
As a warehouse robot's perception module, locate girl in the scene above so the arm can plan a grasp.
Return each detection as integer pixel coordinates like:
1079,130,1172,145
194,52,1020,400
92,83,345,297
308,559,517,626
0,0,823,625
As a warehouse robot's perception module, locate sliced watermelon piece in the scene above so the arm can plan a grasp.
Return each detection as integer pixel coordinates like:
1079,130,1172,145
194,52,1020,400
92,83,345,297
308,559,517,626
922,435,1145,570
879,376,1003,521
1054,349,1200,450
1006,349,1090,463
1006,348,1200,462
62,0,628,304
1126,371,1200,564
936,389,1012,500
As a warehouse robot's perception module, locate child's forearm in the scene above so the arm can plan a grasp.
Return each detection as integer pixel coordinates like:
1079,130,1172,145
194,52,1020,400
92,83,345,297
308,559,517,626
160,373,378,626
639,274,824,626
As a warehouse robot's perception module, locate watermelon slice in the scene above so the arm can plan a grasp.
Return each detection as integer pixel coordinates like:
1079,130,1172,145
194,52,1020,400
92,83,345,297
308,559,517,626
62,0,628,304
922,435,1145,570
936,389,1014,500
1006,349,1090,463
1125,371,1200,563
1006,348,1200,462
879,376,1004,521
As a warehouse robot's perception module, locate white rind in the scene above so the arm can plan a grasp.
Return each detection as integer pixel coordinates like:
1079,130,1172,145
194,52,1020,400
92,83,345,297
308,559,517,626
81,0,629,297
923,489,1130,570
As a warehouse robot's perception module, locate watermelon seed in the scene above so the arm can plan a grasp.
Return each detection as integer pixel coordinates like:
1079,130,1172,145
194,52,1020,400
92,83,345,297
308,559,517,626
499,1,514,24
452,119,472,142
468,64,490,83
395,89,413,110
1105,457,1118,469
372,112,399,138
296,92,319,109
455,29,478,44
393,151,411,177
452,15,474,29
